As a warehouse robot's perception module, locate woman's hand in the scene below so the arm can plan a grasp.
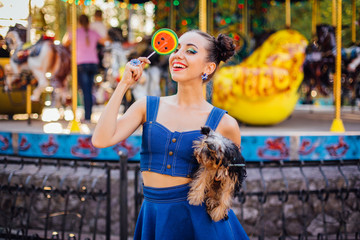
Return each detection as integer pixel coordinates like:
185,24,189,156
121,57,151,86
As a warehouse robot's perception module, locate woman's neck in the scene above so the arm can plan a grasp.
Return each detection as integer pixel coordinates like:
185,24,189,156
175,82,207,108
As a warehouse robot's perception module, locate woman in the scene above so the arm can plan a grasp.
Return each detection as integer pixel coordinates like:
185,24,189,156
92,30,249,239
64,14,105,122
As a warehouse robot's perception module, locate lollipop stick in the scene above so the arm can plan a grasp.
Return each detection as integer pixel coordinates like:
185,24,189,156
130,50,158,66
147,51,156,59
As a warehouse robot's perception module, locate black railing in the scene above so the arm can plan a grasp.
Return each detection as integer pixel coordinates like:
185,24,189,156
0,156,116,240
1,155,359,240
236,160,359,239
132,160,360,240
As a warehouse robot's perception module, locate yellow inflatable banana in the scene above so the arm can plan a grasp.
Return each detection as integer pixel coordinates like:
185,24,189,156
213,29,308,125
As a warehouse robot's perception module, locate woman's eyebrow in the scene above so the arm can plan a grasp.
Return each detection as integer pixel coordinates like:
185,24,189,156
186,43,198,49
177,43,199,49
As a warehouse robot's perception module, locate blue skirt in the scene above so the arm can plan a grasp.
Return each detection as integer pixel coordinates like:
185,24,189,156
134,183,249,240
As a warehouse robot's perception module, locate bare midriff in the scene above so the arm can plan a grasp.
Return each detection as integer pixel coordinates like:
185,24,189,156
142,171,192,188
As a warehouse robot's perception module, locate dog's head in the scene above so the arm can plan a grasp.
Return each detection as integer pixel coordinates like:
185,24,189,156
193,126,227,167
193,126,244,166
193,126,247,192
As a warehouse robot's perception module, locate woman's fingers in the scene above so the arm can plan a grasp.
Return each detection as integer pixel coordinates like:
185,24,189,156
126,57,150,81
130,57,150,67
134,58,150,81
128,63,138,77
134,68,141,81
138,57,151,65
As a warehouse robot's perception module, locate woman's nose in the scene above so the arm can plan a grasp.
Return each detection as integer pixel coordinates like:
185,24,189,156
172,49,184,59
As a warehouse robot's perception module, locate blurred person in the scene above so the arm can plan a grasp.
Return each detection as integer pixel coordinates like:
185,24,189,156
63,14,105,122
90,9,108,70
90,9,107,38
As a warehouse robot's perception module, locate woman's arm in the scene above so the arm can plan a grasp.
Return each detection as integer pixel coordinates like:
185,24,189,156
92,57,150,148
216,114,241,147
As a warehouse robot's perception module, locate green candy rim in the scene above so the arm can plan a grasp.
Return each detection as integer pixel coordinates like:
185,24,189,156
151,28,179,55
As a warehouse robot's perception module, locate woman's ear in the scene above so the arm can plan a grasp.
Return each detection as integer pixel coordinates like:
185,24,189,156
205,62,216,75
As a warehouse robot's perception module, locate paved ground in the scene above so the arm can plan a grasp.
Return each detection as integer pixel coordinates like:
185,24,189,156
0,105,359,135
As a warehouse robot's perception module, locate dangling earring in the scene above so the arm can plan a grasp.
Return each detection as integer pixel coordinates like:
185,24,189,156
201,73,208,81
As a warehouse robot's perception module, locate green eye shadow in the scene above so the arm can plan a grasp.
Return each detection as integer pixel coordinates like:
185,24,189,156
187,48,197,54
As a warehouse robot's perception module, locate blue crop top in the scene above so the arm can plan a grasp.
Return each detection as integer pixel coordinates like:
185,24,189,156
140,96,227,178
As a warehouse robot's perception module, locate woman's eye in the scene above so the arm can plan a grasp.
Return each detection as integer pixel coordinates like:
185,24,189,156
187,48,197,54
174,48,180,53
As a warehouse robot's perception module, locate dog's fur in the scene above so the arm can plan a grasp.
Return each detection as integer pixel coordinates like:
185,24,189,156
188,126,247,222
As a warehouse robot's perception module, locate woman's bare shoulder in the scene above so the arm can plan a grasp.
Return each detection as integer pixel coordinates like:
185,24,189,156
216,113,241,146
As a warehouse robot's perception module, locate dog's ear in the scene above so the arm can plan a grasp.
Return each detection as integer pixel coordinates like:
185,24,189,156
201,126,211,135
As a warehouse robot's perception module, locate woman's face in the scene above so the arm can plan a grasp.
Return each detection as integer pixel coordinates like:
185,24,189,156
169,32,210,83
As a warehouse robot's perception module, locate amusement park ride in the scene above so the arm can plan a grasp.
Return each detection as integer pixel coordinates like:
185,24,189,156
0,0,359,162
0,2,359,240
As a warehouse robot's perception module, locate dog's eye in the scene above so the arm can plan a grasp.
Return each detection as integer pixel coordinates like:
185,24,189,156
205,141,216,151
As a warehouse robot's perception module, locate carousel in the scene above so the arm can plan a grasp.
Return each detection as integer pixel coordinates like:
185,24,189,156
0,0,359,162
0,1,359,240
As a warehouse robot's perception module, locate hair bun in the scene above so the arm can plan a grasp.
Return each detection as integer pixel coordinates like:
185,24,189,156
215,34,236,63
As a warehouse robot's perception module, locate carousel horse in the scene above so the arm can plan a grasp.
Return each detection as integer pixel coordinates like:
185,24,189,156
5,24,71,102
303,23,360,105
342,46,360,104
303,24,336,102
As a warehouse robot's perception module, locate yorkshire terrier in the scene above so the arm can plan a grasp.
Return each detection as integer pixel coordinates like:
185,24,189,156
188,126,247,222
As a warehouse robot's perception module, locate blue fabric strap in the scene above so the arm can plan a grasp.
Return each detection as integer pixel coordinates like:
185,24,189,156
146,96,160,122
205,107,227,130
146,96,226,130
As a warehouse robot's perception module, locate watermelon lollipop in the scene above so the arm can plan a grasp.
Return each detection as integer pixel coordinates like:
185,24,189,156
151,28,178,55
130,28,178,66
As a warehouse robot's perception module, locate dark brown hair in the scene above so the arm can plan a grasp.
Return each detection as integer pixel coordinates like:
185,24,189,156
189,30,236,82
95,10,103,18
79,14,89,29
79,14,90,46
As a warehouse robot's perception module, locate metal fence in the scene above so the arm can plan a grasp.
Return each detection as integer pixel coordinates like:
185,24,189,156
0,155,359,240
232,160,360,239
132,160,360,240
0,156,117,240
